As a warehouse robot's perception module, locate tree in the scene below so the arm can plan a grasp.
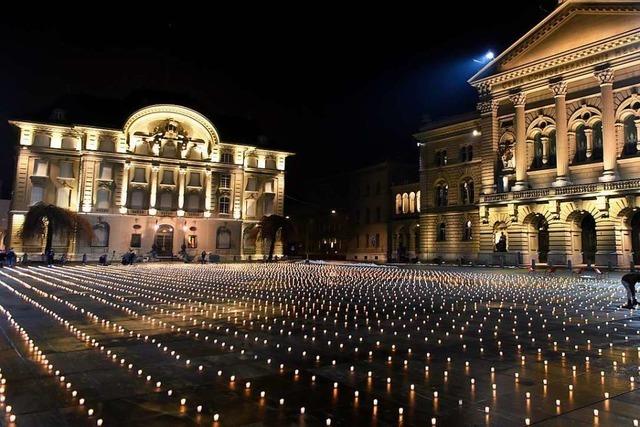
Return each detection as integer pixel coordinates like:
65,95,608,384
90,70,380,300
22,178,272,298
259,214,295,261
20,203,93,254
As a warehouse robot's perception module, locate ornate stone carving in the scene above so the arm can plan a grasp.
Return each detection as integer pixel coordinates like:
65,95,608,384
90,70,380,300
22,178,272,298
477,99,498,114
509,92,527,107
549,80,568,97
595,68,614,85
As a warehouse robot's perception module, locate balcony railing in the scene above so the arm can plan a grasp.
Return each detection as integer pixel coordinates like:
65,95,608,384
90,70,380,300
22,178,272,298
481,178,640,204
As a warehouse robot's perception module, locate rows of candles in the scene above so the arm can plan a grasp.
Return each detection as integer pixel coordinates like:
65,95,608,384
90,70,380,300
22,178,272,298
0,263,638,425
0,325,16,425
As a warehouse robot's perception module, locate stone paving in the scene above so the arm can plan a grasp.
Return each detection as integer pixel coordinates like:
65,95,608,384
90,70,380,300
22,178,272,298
0,263,638,426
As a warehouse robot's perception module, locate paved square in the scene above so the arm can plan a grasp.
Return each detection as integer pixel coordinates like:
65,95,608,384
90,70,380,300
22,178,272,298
0,264,638,426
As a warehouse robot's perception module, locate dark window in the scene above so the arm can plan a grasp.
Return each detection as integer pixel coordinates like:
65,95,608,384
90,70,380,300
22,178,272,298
375,206,381,222
365,208,370,224
462,220,473,241
187,235,198,248
460,180,474,205
435,183,448,207
623,115,638,156
130,233,142,248
437,223,446,242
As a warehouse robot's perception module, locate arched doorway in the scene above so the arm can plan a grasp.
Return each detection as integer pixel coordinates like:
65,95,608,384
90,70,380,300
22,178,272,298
528,215,549,263
155,224,174,257
581,215,597,265
631,211,640,265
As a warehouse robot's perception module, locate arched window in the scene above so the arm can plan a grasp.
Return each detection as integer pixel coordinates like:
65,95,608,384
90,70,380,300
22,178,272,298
216,227,231,249
462,220,473,241
437,222,446,242
623,115,638,156
247,156,258,168
95,187,111,210
460,179,474,205
548,130,557,167
592,121,603,160
416,191,421,213
531,134,544,169
395,194,402,214
409,192,416,213
219,196,230,214
265,157,277,169
435,182,448,207
92,222,110,247
574,125,587,163
402,193,409,213
467,145,473,161
33,133,51,147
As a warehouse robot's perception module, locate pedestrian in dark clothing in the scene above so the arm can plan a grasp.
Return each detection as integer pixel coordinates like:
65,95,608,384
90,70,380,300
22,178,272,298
0,251,6,268
7,248,16,267
47,249,54,267
621,272,640,308
201,250,206,264
82,253,87,265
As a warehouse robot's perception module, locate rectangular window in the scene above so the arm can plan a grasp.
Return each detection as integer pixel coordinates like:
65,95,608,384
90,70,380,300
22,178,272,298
58,161,73,178
99,163,113,180
221,152,233,163
30,185,44,205
245,177,258,192
132,167,146,183
220,174,231,189
246,198,257,217
187,235,198,249
264,180,275,193
34,159,48,176
188,172,201,187
161,170,175,185
263,194,275,216
219,197,230,214
130,233,142,248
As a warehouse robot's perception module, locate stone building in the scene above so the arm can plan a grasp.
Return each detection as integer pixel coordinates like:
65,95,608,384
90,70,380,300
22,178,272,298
8,104,293,260
346,162,417,262
417,0,640,267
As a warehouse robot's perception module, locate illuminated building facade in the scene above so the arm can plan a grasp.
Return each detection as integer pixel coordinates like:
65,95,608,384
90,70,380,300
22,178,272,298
418,0,640,266
8,104,293,260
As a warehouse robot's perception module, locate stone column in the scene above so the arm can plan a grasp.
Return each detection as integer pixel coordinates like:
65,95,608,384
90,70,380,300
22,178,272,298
585,129,594,159
204,169,212,217
595,68,618,182
149,166,159,214
177,168,186,216
119,162,130,214
541,136,550,165
510,92,528,190
550,81,570,186
477,99,499,195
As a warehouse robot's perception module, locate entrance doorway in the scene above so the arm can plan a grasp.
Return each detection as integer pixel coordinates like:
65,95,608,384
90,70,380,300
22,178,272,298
581,215,597,265
530,215,549,263
631,211,640,265
155,224,174,257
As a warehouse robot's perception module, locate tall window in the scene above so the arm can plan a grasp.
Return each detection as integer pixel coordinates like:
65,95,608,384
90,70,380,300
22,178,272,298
99,163,113,180
159,191,173,210
246,177,258,191
460,179,474,205
623,115,638,156
462,220,473,241
56,186,71,208
574,125,587,163
435,183,448,207
416,191,421,213
186,193,200,211
375,206,381,222
264,180,275,193
395,194,402,214
96,187,111,210
30,185,45,205
263,194,274,216
265,157,277,169
220,174,231,189
437,223,446,242
402,193,409,213
219,196,230,214
58,161,73,178
246,198,257,217
129,189,146,209
365,208,370,224
435,150,448,166
460,145,473,162
216,227,231,249
592,122,603,160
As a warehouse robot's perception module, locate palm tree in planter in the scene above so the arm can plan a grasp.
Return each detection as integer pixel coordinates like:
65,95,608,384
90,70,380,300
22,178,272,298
259,214,295,261
20,203,93,255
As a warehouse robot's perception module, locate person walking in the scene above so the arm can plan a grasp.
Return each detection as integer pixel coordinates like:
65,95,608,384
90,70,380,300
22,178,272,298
620,272,640,309
200,250,206,264
82,253,87,265
7,248,16,267
47,249,55,267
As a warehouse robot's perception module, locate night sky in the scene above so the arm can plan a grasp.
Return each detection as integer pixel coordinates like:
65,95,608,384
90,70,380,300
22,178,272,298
0,2,558,201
